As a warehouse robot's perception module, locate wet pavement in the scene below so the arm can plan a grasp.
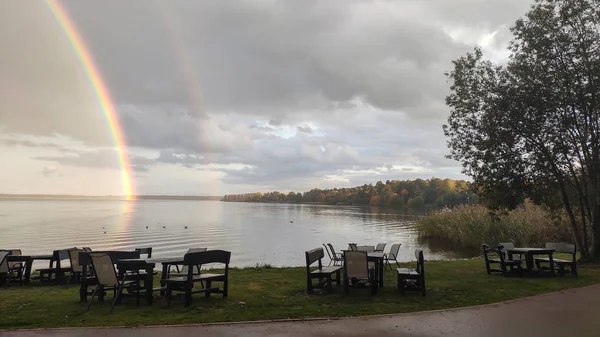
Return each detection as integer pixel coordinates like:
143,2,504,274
4,284,600,337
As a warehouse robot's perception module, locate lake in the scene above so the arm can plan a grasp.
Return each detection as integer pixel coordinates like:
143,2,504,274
0,199,466,267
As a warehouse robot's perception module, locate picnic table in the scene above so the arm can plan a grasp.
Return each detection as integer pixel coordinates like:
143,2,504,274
507,247,555,274
5,254,54,285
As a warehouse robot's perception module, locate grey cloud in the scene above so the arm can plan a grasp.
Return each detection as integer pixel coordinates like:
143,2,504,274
297,125,313,134
58,0,530,115
35,149,155,173
1,0,533,194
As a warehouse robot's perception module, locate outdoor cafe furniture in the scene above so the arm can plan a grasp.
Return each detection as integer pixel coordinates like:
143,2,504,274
2,250,56,285
506,247,555,274
535,242,577,277
375,243,387,252
342,249,385,288
342,250,377,296
383,244,402,270
482,244,523,277
305,247,342,294
0,251,9,286
37,248,73,285
324,243,343,266
85,252,142,313
164,250,231,307
166,248,207,279
78,250,155,304
397,249,426,296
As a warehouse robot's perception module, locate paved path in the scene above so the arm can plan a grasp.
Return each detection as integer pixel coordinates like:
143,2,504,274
4,285,600,337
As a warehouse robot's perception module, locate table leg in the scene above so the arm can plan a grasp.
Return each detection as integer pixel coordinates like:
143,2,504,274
526,253,534,270
146,266,153,305
378,259,384,287
24,258,33,285
549,252,555,276
160,263,168,296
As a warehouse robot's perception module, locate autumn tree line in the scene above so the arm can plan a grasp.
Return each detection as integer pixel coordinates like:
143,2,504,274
222,178,478,209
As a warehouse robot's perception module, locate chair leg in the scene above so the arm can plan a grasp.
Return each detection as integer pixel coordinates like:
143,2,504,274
166,286,172,306
185,283,193,307
86,286,99,312
223,278,229,298
110,283,125,313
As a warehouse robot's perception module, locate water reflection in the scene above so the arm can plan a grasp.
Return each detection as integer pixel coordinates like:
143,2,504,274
0,199,471,267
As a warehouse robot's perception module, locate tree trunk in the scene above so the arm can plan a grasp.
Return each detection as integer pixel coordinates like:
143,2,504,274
591,203,600,260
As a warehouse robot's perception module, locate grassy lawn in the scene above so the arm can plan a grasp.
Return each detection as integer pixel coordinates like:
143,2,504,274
1,258,600,330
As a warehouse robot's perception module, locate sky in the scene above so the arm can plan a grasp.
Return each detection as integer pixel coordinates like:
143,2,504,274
0,0,534,197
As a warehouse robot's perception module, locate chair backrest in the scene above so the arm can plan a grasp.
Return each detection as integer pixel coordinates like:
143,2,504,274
68,248,85,273
181,248,208,274
415,249,424,277
305,248,324,268
498,242,515,260
375,243,386,252
327,243,338,256
388,243,401,259
183,250,231,267
0,251,9,273
545,242,576,261
87,253,119,286
135,247,152,258
7,249,22,269
78,250,141,266
187,248,207,254
344,250,368,279
348,243,358,251
83,247,93,252
322,244,333,259
357,245,375,252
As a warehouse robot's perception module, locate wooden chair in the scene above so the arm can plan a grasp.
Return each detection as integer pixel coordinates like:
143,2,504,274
482,244,522,277
165,250,230,307
535,242,577,277
397,249,426,296
305,248,342,294
343,250,376,296
135,247,152,258
38,248,74,285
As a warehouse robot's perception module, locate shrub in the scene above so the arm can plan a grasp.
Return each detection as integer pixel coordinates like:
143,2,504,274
415,200,572,251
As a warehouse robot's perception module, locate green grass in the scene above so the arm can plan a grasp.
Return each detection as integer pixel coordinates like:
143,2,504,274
1,259,600,330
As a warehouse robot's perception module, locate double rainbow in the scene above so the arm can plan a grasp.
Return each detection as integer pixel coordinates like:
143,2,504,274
45,0,135,200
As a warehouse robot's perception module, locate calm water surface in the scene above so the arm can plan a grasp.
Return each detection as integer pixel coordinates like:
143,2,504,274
0,199,466,267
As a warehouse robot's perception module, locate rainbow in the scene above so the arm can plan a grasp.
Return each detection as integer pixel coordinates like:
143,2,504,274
45,0,135,200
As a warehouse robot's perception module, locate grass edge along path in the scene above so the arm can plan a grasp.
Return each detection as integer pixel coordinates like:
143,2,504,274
1,258,600,330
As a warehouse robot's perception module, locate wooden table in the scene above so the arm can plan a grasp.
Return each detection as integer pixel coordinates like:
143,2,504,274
5,254,53,285
115,260,156,305
508,248,555,274
367,252,385,288
119,257,185,296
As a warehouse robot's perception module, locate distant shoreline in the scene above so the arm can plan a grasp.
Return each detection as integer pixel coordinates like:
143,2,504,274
0,194,223,201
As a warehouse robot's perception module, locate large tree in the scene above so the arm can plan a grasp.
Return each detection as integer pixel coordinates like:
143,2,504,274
444,0,600,259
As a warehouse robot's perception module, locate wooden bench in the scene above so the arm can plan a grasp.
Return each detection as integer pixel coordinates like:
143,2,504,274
482,244,523,277
535,242,577,277
397,249,426,296
305,248,341,294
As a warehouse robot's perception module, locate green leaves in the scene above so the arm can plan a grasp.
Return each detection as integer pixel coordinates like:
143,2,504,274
444,0,600,257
